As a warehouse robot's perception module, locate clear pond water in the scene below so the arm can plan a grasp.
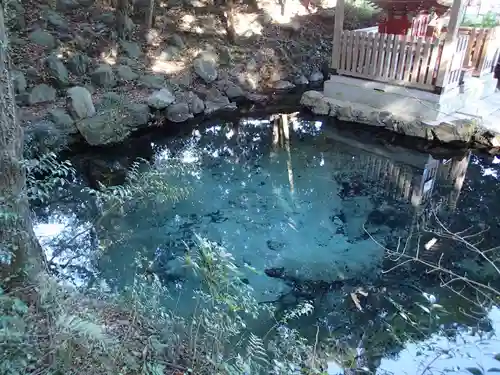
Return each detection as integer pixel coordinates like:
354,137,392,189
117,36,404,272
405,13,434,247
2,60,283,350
33,115,500,374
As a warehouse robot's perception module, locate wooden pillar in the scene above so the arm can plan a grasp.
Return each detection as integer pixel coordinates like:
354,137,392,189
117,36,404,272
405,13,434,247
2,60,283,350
331,0,345,71
435,0,466,90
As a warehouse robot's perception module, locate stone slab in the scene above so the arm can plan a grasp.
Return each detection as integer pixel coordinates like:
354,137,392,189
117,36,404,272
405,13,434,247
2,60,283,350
300,90,500,152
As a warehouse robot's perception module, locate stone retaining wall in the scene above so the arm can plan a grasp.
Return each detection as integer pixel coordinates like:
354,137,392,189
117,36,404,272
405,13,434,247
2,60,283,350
300,91,500,153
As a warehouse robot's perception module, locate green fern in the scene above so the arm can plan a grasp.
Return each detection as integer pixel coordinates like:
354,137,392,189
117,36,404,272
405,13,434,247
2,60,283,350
55,314,111,344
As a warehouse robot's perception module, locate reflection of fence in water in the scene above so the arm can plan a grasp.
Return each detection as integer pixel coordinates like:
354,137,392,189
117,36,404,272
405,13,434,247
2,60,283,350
329,152,423,204
329,152,470,210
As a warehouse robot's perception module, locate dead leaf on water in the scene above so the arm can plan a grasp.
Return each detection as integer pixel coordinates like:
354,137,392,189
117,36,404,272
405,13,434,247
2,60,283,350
350,293,363,311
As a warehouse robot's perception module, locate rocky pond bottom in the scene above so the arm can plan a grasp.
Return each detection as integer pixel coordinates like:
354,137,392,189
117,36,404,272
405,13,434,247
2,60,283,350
33,115,500,373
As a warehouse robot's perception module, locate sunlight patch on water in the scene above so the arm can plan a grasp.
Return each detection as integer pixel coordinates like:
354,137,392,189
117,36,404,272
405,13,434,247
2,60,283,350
378,307,500,375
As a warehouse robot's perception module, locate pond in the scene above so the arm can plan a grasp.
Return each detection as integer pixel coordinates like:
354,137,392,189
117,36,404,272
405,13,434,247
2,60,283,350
32,114,500,374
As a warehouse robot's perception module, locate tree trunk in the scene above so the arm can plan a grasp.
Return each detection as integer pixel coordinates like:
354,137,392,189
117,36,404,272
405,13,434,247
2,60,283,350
0,4,46,289
145,0,155,30
224,0,236,44
116,0,129,40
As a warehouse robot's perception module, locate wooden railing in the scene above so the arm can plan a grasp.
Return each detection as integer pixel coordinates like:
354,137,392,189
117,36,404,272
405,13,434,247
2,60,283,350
337,31,444,91
461,26,500,77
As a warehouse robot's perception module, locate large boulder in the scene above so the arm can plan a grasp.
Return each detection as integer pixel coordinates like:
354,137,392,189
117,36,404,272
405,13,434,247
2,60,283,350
45,54,69,87
48,108,78,134
147,88,175,109
116,65,138,81
431,119,477,143
166,103,193,122
28,29,56,49
193,55,218,83
196,87,235,115
76,99,149,146
120,40,142,59
91,64,116,88
139,74,165,89
24,119,70,155
43,9,69,30
300,90,330,115
309,71,324,82
217,79,245,99
176,91,204,115
28,84,56,105
11,70,27,94
66,86,95,120
67,53,90,76
158,46,180,61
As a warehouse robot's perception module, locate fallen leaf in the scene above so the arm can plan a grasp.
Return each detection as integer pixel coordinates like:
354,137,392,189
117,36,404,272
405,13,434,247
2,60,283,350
350,293,363,311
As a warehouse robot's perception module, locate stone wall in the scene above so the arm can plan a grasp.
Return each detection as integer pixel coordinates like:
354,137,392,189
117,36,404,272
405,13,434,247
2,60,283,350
300,91,500,154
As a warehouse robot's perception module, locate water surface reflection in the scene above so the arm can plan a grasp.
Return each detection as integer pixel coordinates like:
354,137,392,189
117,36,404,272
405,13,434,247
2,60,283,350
33,114,500,373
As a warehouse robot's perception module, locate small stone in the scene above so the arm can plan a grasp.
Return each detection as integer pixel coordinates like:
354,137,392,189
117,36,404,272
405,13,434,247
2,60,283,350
148,88,175,109
128,103,150,127
67,53,90,76
177,91,204,115
116,65,139,81
193,56,218,83
204,100,236,115
56,0,79,10
169,33,185,49
77,110,130,146
176,91,203,114
45,54,69,87
218,46,232,65
11,71,27,94
224,81,245,99
91,64,116,88
28,84,56,105
166,103,193,122
43,9,68,30
309,71,324,82
273,80,295,90
294,75,309,85
96,12,115,25
158,46,180,61
120,40,142,59
139,74,165,89
28,29,56,49
67,86,95,120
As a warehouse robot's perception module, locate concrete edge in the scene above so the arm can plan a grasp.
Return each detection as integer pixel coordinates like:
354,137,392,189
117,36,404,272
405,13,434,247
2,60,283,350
299,90,500,153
